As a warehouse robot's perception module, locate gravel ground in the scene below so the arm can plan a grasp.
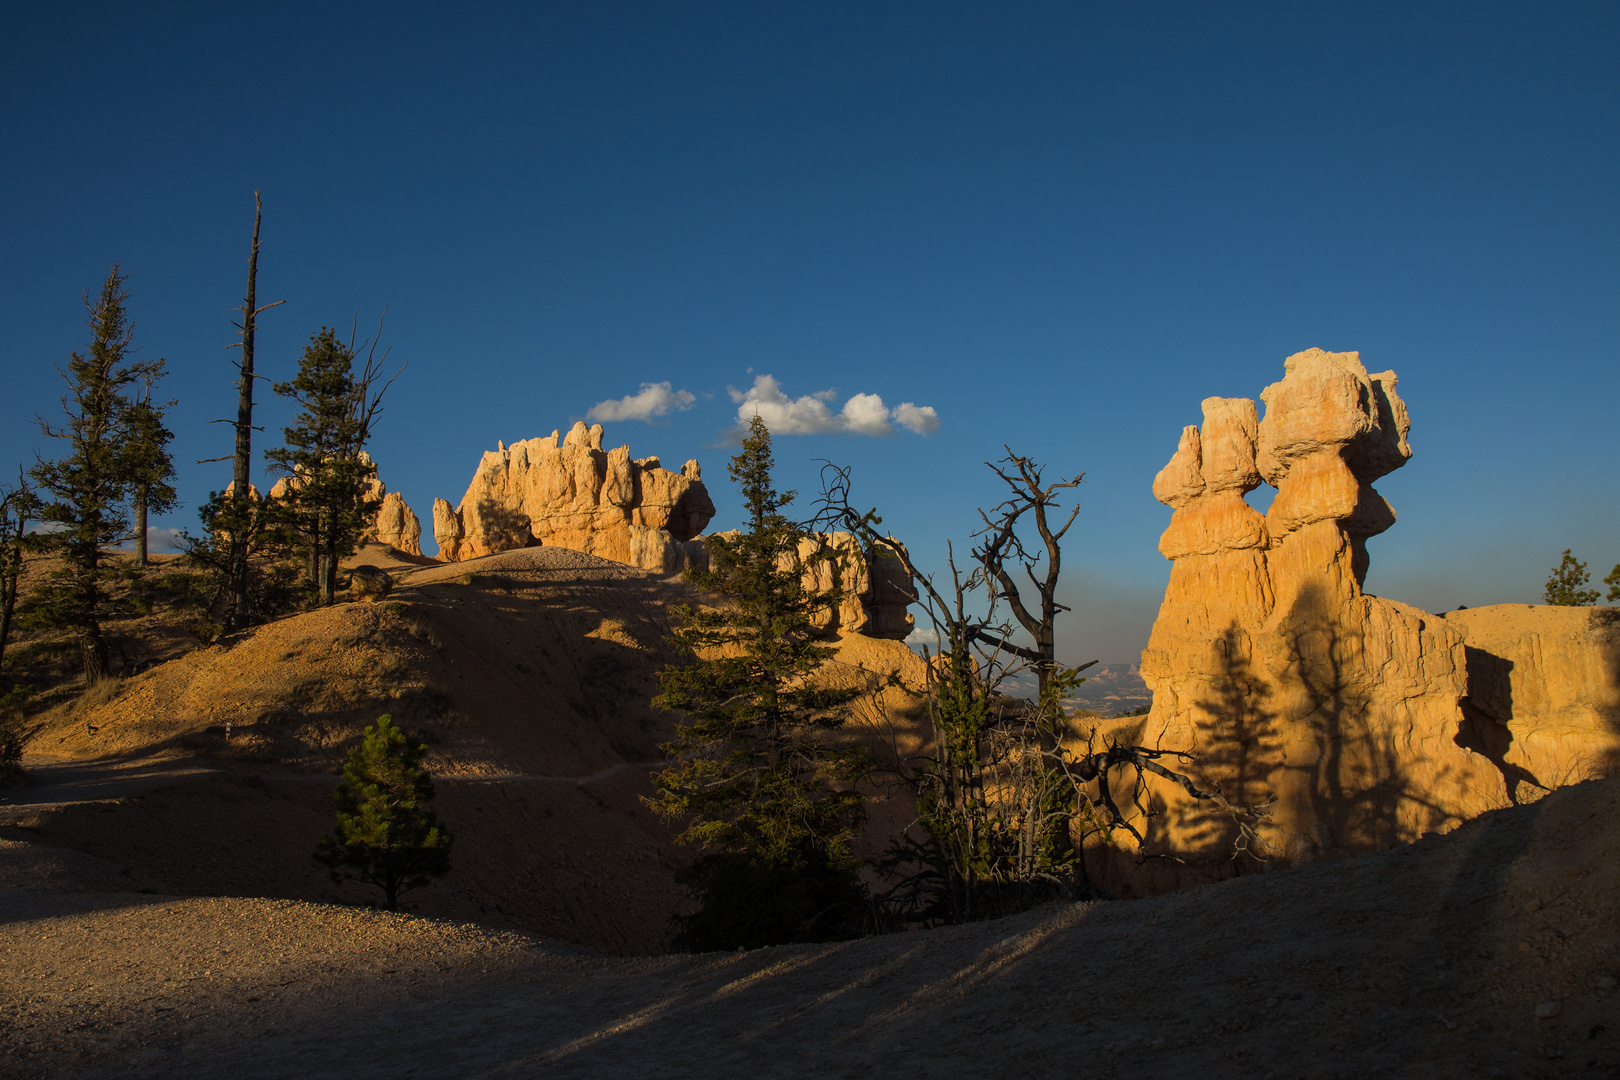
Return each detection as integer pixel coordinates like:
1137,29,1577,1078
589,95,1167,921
3,776,1617,1080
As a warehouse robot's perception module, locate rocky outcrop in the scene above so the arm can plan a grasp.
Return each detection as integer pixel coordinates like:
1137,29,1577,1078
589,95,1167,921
703,530,918,641
433,422,716,574
265,453,423,557
1440,604,1620,797
1097,348,1617,894
372,491,422,557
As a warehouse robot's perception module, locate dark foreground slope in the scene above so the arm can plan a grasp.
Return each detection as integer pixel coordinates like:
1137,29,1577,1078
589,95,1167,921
5,545,926,955
3,773,1615,1080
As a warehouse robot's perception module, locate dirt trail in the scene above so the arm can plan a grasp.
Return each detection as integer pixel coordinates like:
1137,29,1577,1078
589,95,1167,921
3,776,1617,1079
0,756,222,821
0,755,665,827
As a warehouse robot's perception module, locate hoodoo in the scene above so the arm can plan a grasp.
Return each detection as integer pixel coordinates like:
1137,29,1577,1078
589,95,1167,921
1099,349,1619,893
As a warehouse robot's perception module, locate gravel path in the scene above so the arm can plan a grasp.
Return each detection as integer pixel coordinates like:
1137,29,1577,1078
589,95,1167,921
3,777,1617,1079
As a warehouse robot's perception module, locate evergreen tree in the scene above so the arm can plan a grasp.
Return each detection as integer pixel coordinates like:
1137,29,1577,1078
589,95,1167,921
266,326,389,605
314,714,452,910
29,267,163,680
124,365,177,566
1543,549,1600,606
0,471,41,673
1606,563,1619,604
648,415,869,950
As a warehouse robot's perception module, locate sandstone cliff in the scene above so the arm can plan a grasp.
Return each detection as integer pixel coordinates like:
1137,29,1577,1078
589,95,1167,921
432,422,715,574
1097,348,1618,894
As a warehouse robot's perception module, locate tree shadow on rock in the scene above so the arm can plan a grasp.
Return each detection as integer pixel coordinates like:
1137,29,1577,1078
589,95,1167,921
1186,622,1283,874
1277,583,1453,858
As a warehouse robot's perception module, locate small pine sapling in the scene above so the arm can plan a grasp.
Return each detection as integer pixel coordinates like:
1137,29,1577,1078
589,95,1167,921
1543,549,1600,606
315,714,452,910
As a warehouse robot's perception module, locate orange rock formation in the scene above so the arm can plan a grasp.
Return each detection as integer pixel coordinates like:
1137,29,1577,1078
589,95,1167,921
431,421,716,573
1100,348,1618,892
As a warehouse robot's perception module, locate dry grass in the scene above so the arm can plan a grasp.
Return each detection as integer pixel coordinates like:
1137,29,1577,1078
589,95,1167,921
405,617,444,650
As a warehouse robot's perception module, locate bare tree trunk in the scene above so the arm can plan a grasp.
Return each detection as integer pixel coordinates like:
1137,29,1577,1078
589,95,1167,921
228,199,263,630
0,503,26,671
134,488,148,566
78,552,108,682
320,527,339,605
221,193,282,631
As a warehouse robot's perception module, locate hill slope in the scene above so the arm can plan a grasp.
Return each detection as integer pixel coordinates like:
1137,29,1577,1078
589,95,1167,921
8,545,929,954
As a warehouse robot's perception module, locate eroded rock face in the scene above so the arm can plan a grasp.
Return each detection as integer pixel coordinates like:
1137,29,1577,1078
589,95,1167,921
266,453,423,557
704,530,918,641
1441,605,1620,799
373,491,422,557
433,422,717,573
1100,348,1618,896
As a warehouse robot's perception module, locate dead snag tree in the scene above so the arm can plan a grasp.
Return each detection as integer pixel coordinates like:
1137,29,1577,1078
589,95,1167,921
192,193,284,631
970,449,1084,713
816,455,1231,924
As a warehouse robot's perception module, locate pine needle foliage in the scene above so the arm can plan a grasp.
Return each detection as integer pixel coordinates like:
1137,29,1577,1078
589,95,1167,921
1543,549,1600,606
266,327,386,605
648,415,870,949
124,367,177,566
29,267,165,680
314,714,452,910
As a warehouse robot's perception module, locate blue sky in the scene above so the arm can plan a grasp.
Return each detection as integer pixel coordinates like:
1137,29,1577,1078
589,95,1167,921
3,2,1617,664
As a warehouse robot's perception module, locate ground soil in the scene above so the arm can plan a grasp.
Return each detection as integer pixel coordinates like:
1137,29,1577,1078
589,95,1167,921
4,544,928,955
3,774,1616,1079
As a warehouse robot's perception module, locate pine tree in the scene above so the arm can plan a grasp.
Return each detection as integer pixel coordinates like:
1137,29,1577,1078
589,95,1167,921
266,326,390,605
0,472,40,673
124,365,177,566
648,415,869,950
314,714,452,910
1543,549,1600,606
29,267,163,680
1605,563,1619,604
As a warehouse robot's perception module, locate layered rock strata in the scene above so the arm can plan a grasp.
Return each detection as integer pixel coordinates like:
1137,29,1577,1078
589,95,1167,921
1100,348,1617,894
432,422,716,574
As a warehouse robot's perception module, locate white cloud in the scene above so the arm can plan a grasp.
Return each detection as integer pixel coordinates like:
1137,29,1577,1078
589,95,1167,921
729,375,939,438
840,393,893,436
587,381,697,423
894,402,941,435
729,375,840,434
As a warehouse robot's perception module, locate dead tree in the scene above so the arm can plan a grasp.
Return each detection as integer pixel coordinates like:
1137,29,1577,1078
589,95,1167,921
196,193,283,630
970,449,1084,711
815,459,1240,924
